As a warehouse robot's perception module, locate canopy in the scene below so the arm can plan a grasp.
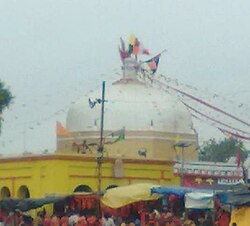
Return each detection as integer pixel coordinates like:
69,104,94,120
185,192,214,209
16,196,68,212
230,206,250,226
101,183,161,209
218,191,250,206
0,196,69,212
215,184,250,206
151,186,193,196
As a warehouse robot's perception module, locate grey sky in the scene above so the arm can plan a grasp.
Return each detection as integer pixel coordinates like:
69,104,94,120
1,0,250,154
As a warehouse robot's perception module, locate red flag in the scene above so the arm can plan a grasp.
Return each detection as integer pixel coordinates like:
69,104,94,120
119,47,128,60
132,38,150,55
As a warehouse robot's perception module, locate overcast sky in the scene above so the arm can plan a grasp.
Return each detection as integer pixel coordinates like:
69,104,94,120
1,0,250,154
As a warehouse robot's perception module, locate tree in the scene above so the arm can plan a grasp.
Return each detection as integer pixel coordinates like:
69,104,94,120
199,137,247,162
0,80,14,131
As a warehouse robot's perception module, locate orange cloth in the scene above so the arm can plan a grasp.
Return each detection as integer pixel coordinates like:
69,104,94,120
56,121,70,136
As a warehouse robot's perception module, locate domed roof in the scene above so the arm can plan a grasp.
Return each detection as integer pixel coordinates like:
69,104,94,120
66,79,194,135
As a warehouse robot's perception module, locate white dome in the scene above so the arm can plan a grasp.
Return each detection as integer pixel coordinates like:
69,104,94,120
66,79,194,134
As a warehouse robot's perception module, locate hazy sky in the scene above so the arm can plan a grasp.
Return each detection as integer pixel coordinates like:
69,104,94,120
1,0,250,154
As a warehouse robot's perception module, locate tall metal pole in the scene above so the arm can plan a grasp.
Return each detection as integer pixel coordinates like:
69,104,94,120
181,146,184,186
100,81,105,148
97,81,105,194
174,141,191,187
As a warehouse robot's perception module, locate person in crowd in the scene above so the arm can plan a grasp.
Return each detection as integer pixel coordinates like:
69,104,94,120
76,212,87,226
134,215,141,226
0,217,4,226
183,218,196,226
51,214,60,226
21,214,34,226
102,213,115,226
197,216,205,226
60,214,69,226
69,212,79,226
5,212,15,226
203,214,213,226
87,215,98,226
172,214,182,226
218,210,230,226
43,214,51,226
36,212,44,226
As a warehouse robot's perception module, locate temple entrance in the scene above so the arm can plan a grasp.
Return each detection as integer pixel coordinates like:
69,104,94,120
0,186,11,198
17,185,30,199
74,185,93,193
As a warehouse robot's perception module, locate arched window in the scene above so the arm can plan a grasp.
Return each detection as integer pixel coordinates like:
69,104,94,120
17,185,30,199
106,184,118,190
0,186,11,199
74,185,92,193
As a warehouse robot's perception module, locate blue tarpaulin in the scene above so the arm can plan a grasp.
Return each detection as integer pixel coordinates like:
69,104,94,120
150,186,193,196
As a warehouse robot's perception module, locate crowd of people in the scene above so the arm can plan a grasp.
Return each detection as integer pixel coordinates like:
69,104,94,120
0,199,232,226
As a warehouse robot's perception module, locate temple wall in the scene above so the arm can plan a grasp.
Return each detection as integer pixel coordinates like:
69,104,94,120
0,154,179,200
56,130,198,162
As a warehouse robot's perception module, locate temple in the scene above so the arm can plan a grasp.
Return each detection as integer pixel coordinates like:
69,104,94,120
0,42,199,208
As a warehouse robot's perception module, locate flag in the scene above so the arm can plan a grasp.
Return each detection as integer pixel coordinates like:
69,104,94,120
119,47,129,60
120,37,126,52
145,54,161,74
56,121,70,137
119,37,129,60
128,34,136,55
109,128,125,143
127,34,150,56
132,38,150,55
113,133,125,143
140,46,150,55
132,38,140,55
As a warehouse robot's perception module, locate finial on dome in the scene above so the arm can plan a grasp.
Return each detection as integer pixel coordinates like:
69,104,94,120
118,35,150,80
118,35,166,78
122,58,140,79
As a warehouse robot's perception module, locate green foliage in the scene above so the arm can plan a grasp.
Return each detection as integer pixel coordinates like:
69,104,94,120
199,138,247,162
0,81,14,130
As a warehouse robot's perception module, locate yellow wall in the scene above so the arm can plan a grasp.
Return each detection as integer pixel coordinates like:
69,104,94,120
0,154,179,199
58,130,198,162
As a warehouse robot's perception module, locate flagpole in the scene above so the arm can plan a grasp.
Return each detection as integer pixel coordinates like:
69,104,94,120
97,81,105,194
